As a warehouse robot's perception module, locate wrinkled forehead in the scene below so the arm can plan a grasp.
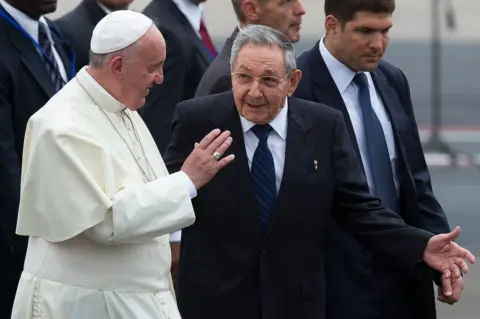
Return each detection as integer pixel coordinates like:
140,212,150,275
235,44,286,76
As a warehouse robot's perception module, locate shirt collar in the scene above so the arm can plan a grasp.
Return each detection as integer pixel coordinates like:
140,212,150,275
172,0,203,33
318,36,359,94
0,0,53,43
96,2,112,14
76,67,126,113
240,97,288,140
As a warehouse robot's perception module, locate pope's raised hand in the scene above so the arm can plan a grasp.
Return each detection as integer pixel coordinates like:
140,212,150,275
181,128,235,190
423,226,475,277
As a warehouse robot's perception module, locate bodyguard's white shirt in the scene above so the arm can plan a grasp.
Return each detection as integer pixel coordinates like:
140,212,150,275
319,37,399,194
0,0,68,83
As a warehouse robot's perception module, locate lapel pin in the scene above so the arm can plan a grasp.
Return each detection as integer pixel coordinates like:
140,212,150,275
314,160,318,171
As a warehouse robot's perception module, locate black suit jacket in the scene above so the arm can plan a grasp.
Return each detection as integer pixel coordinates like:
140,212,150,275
194,28,238,97
0,6,74,316
55,0,107,72
294,42,451,319
163,91,434,319
140,0,212,154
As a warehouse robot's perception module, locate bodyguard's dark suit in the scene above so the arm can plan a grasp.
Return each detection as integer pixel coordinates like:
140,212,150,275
0,7,74,317
294,42,450,319
56,0,107,72
141,0,213,154
194,28,238,97
163,90,434,319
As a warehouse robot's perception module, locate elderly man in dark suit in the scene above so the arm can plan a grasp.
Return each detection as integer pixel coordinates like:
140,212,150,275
194,0,305,97
293,0,459,318
162,24,474,319
0,0,74,316
56,0,133,72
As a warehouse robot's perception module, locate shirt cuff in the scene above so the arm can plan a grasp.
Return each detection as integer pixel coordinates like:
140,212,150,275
169,230,182,242
178,171,197,199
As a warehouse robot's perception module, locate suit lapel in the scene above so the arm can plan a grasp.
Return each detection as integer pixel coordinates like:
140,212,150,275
371,70,411,183
209,92,263,234
268,98,313,234
6,19,55,97
307,42,364,173
167,0,212,66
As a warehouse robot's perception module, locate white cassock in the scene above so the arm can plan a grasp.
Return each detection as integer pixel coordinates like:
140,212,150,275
11,67,196,319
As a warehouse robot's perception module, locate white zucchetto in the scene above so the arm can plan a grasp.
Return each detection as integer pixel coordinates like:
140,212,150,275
90,10,153,54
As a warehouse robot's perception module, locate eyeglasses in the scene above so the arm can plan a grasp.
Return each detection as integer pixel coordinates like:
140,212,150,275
231,72,290,89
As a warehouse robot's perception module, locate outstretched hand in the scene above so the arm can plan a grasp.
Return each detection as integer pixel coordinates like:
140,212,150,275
423,226,475,279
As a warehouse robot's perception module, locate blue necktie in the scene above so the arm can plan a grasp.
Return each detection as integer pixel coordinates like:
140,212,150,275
251,124,276,230
38,23,63,92
353,73,398,213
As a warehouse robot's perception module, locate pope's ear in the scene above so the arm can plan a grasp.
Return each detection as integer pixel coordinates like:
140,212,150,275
109,55,124,78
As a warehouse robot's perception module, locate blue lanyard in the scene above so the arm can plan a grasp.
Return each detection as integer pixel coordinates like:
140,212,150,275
0,8,76,84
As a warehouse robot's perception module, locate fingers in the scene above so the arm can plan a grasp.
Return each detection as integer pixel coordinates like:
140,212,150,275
197,129,221,150
441,271,453,296
452,241,476,265
450,264,462,278
206,130,231,154
217,154,235,168
214,136,233,158
454,257,469,274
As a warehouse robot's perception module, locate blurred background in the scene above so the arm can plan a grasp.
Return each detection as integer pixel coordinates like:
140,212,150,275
50,1,480,317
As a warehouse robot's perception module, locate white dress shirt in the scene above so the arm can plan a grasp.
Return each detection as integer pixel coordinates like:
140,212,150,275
0,0,68,83
319,37,398,194
170,99,289,242
172,0,203,37
240,100,288,193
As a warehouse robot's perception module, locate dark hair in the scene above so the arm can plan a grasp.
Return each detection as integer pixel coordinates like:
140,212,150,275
324,0,395,23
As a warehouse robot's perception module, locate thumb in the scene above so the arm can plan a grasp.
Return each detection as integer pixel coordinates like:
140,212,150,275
443,226,461,242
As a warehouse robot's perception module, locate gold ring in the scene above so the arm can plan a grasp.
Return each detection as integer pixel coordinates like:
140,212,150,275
213,152,221,160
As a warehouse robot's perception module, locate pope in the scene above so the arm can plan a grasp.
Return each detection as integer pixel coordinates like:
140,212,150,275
11,10,234,319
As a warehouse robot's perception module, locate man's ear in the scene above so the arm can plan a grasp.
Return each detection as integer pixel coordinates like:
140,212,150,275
243,0,262,22
287,69,302,96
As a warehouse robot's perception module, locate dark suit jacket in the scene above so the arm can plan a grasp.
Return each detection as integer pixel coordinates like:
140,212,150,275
140,0,212,154
0,6,74,316
55,0,107,72
294,42,451,319
163,91,434,319
194,28,238,97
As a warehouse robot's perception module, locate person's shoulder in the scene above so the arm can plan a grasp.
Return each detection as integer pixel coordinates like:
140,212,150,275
29,83,94,139
55,3,84,25
377,60,406,81
177,90,232,116
290,96,341,120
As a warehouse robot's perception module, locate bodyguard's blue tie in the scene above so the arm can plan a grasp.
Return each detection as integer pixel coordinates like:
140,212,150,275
353,73,399,213
38,22,63,92
251,124,276,230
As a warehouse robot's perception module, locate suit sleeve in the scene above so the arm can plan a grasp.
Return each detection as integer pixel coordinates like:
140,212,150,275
16,121,196,245
398,70,450,234
397,69,451,285
0,73,25,255
330,112,434,275
140,30,189,153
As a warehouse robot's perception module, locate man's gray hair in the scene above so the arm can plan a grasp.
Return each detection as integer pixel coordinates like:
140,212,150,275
230,24,296,75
